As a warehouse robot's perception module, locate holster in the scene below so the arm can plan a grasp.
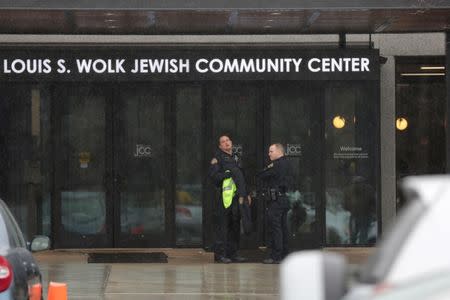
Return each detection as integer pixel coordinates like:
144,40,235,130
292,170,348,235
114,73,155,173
269,188,278,201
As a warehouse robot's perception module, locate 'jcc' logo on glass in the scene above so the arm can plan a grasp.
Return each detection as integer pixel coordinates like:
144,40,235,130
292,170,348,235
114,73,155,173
134,144,152,158
286,144,302,156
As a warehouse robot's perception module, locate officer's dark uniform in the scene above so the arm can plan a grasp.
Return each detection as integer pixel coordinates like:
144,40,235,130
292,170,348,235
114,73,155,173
209,149,248,261
258,156,293,262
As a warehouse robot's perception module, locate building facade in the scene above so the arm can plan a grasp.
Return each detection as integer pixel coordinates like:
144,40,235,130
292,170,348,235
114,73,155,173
0,1,448,250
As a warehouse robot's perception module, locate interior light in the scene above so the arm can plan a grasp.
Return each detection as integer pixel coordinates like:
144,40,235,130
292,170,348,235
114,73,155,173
401,73,445,76
396,117,408,131
333,116,345,129
420,66,445,70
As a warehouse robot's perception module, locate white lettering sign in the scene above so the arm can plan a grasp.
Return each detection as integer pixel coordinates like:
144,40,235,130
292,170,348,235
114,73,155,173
0,55,374,77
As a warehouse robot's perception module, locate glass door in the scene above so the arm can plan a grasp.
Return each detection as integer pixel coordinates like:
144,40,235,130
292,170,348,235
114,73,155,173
204,82,265,250
323,82,379,246
53,83,174,248
113,84,172,247
268,82,322,249
53,84,112,248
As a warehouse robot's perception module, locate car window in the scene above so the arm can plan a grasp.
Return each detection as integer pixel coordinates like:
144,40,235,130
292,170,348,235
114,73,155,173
0,200,27,249
0,217,10,248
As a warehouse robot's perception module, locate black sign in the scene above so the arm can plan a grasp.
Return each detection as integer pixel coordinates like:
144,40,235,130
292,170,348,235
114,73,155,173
0,48,379,81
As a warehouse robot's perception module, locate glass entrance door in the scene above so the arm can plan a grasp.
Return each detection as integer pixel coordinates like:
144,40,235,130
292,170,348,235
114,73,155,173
113,84,171,247
268,82,322,249
204,82,265,250
52,80,378,249
53,84,111,248
203,81,322,251
53,83,173,248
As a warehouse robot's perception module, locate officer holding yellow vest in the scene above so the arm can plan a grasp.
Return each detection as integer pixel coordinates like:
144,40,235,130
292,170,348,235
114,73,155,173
209,135,249,263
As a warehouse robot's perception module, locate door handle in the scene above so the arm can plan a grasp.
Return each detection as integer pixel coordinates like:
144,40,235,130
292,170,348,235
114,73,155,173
114,175,128,190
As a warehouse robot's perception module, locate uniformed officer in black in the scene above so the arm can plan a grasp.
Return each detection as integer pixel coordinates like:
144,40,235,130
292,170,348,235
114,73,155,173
209,135,250,263
258,143,293,264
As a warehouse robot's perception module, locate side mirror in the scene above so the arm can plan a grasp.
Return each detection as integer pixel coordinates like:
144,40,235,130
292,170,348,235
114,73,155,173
281,251,348,300
30,236,50,252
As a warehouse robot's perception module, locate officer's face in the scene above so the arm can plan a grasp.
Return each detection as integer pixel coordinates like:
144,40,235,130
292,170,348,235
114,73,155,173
219,136,233,153
268,145,282,161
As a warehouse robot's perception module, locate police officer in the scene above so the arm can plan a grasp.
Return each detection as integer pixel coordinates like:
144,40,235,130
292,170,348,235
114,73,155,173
209,135,249,263
258,143,293,264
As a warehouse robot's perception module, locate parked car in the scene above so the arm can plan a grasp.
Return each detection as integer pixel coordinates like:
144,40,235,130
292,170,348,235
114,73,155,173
0,199,50,300
281,175,450,300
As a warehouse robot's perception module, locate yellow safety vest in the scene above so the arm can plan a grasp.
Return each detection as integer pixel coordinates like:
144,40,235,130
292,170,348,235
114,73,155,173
222,171,236,209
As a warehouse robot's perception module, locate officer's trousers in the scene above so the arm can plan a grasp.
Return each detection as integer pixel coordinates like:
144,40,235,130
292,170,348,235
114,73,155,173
267,197,289,261
215,196,240,259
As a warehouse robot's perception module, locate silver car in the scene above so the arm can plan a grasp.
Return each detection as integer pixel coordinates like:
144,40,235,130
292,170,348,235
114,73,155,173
281,175,450,300
0,199,49,300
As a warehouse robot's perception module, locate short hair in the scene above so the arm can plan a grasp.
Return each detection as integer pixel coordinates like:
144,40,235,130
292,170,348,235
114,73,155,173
218,134,232,145
272,143,285,154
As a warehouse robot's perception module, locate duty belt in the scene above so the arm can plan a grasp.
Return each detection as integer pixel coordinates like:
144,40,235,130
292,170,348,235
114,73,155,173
269,188,286,201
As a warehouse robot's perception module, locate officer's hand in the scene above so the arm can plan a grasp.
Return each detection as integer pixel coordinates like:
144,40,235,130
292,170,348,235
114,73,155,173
247,195,252,206
210,158,218,165
238,197,244,205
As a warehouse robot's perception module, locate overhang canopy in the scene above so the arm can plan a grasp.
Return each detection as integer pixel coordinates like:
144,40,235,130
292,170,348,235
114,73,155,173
0,0,448,34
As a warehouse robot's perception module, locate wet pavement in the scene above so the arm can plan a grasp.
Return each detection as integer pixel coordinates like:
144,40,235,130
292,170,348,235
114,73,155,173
34,248,372,299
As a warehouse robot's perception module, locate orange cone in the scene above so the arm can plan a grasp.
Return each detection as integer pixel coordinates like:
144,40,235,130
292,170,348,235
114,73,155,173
47,281,68,300
29,283,42,300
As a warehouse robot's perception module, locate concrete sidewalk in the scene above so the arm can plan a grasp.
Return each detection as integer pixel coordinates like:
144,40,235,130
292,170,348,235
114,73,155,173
34,248,372,299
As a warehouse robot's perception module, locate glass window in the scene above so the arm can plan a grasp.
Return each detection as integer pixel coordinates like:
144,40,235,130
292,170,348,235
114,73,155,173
117,85,167,244
324,82,379,245
39,87,52,237
210,82,259,187
395,56,446,210
270,83,321,247
0,85,52,241
56,85,107,244
175,85,203,246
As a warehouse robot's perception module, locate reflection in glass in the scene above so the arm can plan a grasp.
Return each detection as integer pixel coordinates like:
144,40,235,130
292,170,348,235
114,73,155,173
396,57,446,211
39,88,52,237
210,83,259,248
57,85,107,245
324,83,378,245
117,86,166,241
175,86,203,246
270,84,319,246
0,86,53,239
61,191,105,235
211,84,258,186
